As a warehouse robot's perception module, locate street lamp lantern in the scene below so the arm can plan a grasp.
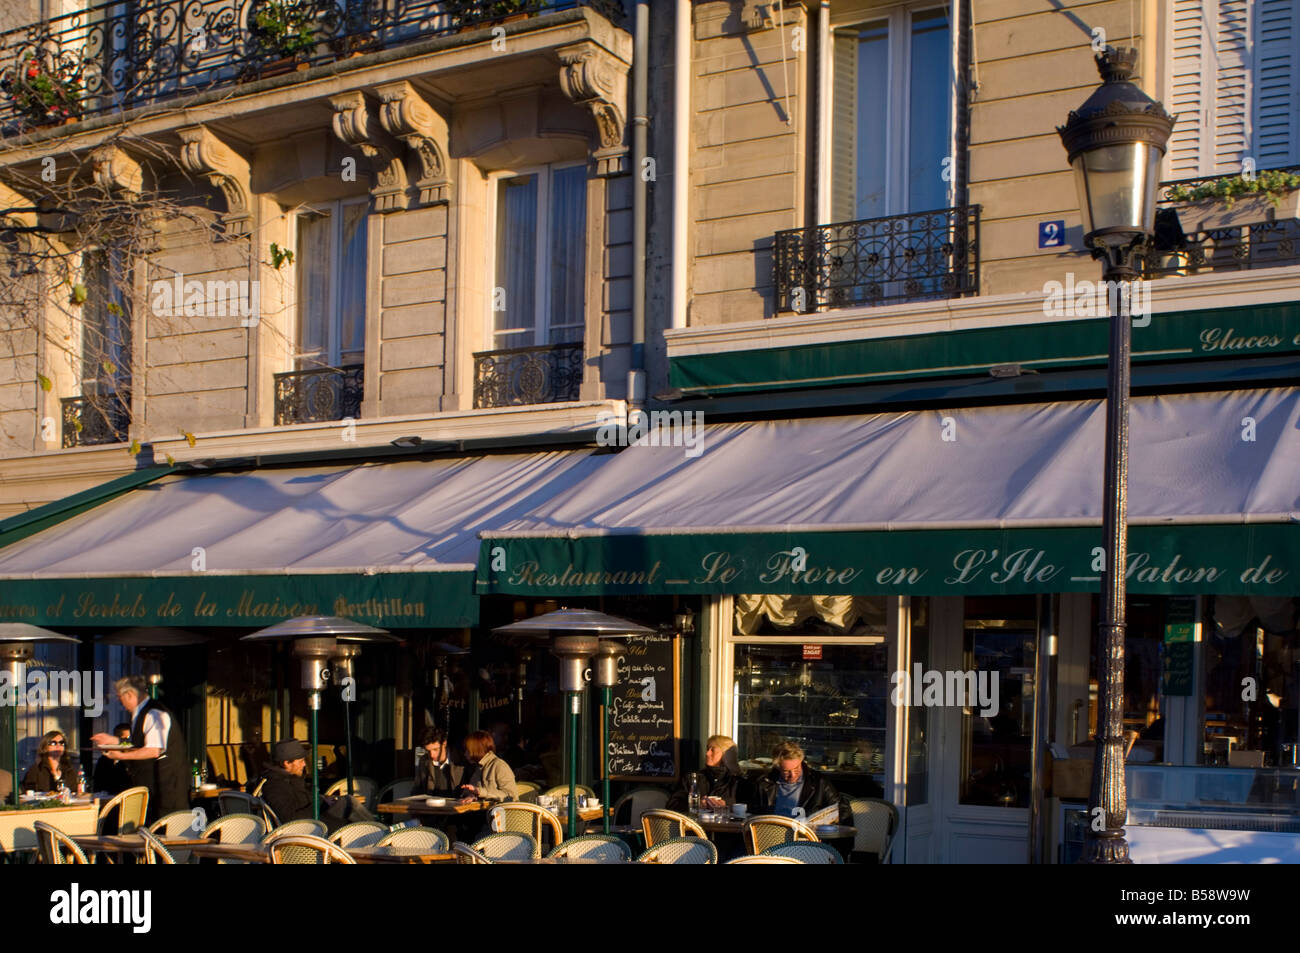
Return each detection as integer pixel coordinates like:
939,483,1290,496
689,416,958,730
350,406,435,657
1058,46,1175,264
1057,47,1174,865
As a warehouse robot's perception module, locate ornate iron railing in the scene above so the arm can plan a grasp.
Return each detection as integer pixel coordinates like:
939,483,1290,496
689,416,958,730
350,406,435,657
773,205,980,313
61,392,131,447
274,363,363,425
0,0,625,132
1145,167,1300,279
473,341,583,408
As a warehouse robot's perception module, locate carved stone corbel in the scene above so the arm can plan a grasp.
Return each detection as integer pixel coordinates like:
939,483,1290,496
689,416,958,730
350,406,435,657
374,81,452,207
91,145,143,196
176,125,253,236
329,91,409,212
557,42,630,176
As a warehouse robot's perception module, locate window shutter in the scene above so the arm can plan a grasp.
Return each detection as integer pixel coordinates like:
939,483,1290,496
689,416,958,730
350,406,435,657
1167,0,1212,177
1253,0,1299,167
831,29,858,223
1212,0,1251,172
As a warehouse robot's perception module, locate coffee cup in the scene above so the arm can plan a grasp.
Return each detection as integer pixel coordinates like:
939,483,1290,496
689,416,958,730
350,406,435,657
731,803,747,818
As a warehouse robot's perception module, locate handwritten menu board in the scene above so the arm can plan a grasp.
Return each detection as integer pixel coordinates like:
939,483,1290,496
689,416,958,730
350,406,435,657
602,632,679,781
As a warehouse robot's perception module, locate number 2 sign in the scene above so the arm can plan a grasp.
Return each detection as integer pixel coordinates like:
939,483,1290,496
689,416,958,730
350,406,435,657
1038,220,1065,248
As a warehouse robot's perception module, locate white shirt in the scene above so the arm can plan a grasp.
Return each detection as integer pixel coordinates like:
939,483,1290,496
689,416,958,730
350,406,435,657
132,705,171,755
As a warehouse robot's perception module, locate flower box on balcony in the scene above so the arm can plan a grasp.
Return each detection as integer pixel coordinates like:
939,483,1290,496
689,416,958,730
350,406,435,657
1173,190,1300,231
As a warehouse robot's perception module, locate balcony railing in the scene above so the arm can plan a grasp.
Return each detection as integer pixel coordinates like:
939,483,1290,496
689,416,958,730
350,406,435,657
61,392,130,448
274,364,363,425
1145,168,1300,279
0,0,625,133
773,205,980,313
473,342,583,408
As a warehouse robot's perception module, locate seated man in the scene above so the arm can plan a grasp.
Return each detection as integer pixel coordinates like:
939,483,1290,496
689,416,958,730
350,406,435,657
413,727,464,796
255,738,374,833
668,734,743,811
749,740,846,823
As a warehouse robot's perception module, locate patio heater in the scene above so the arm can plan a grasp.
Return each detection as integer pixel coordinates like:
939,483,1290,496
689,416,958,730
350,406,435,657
97,628,208,700
0,624,81,808
592,640,625,835
494,609,652,839
1058,46,1173,863
243,617,398,821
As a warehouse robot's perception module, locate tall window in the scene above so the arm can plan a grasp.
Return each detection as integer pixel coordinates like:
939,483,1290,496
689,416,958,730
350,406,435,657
81,247,131,398
492,163,587,350
1165,0,1300,176
831,4,953,221
295,198,368,370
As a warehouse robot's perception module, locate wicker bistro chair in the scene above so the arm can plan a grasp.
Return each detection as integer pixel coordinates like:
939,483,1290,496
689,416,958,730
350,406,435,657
636,837,717,865
548,834,633,864
742,815,820,855
762,841,844,864
471,831,537,862
541,784,596,801
490,802,563,857
264,820,329,864
515,781,542,803
34,821,91,865
202,813,268,864
97,786,149,835
268,834,356,864
324,777,378,810
376,826,450,853
250,779,267,797
612,787,670,826
848,797,898,863
725,854,802,864
641,809,706,847
331,821,390,849
139,828,177,865
376,778,415,806
453,842,493,864
150,810,204,863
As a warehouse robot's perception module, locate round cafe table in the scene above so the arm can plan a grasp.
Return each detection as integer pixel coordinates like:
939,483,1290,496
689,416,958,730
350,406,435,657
696,817,858,860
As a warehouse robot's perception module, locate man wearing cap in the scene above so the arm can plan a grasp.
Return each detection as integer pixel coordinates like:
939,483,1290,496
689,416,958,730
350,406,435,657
257,739,322,828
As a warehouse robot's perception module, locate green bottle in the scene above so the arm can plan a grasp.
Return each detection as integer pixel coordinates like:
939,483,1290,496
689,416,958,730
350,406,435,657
192,758,201,791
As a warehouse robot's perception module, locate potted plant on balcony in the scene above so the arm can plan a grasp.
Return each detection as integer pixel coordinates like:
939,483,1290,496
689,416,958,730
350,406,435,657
0,54,83,128
453,0,545,32
1165,168,1300,231
250,0,319,77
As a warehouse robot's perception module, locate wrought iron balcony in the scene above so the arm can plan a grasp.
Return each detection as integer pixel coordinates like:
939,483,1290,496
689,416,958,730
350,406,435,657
473,342,583,408
773,205,980,313
61,392,130,448
0,0,625,133
274,364,363,425
1145,168,1300,279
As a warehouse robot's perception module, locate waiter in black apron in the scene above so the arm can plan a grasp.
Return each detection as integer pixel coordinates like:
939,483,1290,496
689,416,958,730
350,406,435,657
91,674,189,822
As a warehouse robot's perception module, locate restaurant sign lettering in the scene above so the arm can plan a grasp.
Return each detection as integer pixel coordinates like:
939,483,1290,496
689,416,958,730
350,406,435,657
0,572,479,627
478,524,1298,597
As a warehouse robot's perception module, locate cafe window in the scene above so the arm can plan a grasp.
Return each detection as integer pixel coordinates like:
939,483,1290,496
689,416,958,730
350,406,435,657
1083,595,1169,763
729,594,889,792
1203,595,1299,768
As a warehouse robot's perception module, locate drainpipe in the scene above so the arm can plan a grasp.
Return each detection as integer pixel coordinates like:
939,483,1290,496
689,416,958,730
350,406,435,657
628,0,650,409
671,0,689,331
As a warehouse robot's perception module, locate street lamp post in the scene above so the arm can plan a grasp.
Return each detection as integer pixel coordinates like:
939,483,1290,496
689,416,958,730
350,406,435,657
1057,46,1174,863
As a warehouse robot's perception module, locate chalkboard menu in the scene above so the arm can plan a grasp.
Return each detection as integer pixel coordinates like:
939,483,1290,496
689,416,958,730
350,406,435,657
601,632,679,781
1162,597,1198,696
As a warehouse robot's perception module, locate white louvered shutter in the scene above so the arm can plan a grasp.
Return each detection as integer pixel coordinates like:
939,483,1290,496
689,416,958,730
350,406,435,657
1212,0,1251,171
1166,0,1212,177
1253,0,1299,167
831,29,858,223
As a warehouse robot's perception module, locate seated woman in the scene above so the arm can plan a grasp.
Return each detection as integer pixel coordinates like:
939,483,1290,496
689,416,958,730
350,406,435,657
22,730,79,792
458,729,518,802
668,734,743,811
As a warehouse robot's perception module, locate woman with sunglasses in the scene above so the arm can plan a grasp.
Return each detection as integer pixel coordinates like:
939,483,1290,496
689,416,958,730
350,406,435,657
21,730,79,793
